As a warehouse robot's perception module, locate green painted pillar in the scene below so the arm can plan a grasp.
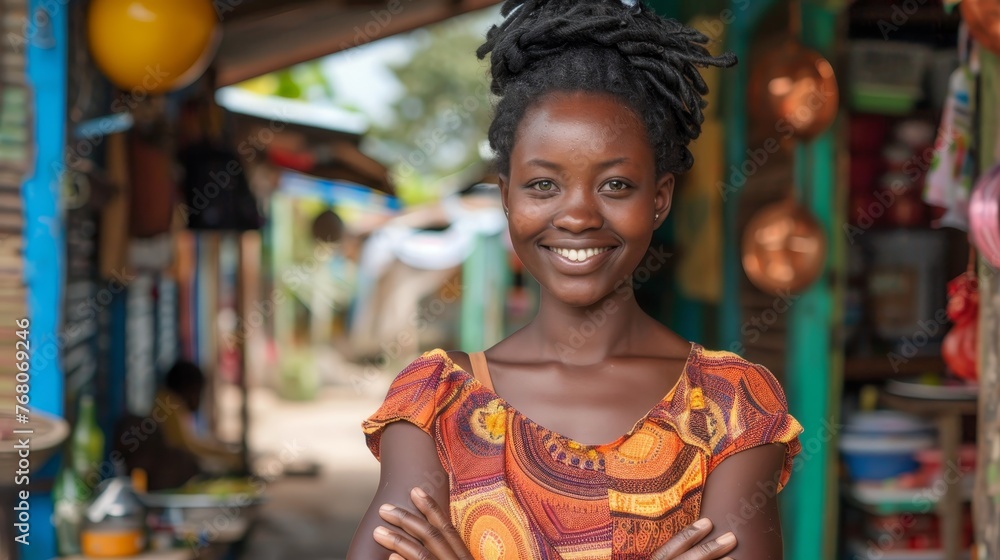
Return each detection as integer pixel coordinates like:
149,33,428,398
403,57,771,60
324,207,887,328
784,4,842,560
271,195,295,349
716,1,841,558
460,233,510,351
719,1,778,350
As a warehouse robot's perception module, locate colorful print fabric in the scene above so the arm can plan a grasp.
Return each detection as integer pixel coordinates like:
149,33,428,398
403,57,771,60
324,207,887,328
362,344,803,559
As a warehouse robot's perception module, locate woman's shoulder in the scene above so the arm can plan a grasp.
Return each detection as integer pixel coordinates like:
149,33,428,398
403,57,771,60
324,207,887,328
689,348,803,482
386,348,468,388
688,347,789,410
361,349,475,458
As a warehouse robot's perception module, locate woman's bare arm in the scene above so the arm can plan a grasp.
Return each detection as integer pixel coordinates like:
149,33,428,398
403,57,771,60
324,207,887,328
699,443,788,559
347,422,450,560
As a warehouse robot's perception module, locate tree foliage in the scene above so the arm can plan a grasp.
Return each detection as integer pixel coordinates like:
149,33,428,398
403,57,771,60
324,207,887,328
368,10,495,191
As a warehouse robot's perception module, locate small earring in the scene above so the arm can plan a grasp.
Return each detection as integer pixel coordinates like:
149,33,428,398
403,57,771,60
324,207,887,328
654,212,659,221
504,207,509,216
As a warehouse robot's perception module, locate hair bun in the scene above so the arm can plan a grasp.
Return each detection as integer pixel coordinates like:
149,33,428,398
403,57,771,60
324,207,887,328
479,0,640,95
478,0,737,176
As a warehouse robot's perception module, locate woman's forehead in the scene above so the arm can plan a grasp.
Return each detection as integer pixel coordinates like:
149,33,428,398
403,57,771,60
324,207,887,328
511,92,652,170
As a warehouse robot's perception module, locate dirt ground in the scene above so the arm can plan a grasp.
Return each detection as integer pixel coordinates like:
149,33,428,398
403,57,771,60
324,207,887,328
217,353,392,560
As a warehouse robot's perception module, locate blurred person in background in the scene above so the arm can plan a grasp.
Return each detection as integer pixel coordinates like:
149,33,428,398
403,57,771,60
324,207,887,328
158,359,245,475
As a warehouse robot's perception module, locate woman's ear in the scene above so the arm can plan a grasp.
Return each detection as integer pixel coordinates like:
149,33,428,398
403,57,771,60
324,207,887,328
499,174,510,214
654,173,675,226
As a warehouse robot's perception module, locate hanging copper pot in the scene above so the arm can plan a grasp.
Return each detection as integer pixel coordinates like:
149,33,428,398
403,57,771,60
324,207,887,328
742,197,827,295
748,38,839,142
960,0,1000,55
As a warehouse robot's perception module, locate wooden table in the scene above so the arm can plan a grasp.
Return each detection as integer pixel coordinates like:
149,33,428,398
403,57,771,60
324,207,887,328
880,392,977,560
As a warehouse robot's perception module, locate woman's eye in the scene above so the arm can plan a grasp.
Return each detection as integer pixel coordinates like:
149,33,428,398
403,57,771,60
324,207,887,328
603,180,629,192
532,181,555,192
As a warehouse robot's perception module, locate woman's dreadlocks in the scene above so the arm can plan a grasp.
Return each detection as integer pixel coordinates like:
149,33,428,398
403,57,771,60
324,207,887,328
477,0,737,176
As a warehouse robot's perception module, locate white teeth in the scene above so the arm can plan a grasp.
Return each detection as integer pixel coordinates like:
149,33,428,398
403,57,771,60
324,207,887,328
548,247,610,262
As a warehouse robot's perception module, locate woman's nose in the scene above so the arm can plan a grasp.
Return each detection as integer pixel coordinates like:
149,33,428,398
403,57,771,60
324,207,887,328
552,189,603,232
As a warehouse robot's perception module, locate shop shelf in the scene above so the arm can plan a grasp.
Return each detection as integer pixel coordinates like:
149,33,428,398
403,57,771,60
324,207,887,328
846,539,970,560
842,478,973,517
844,355,946,381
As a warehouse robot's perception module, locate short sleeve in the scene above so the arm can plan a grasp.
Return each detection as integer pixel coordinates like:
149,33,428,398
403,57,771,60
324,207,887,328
361,350,451,461
707,362,803,491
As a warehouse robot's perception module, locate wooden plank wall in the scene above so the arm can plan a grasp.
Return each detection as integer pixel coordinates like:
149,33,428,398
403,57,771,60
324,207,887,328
975,49,1000,560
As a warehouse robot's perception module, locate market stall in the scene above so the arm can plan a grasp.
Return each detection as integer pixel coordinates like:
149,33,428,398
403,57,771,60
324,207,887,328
15,0,520,556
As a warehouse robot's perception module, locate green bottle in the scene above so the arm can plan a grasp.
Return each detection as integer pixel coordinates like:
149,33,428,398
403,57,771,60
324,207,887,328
70,394,105,480
52,462,88,555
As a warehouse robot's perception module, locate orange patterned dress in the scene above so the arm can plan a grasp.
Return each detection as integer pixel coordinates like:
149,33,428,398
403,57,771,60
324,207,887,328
362,343,803,560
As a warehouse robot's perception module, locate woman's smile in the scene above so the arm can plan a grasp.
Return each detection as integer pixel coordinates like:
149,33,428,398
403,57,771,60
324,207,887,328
544,245,614,262
540,243,619,273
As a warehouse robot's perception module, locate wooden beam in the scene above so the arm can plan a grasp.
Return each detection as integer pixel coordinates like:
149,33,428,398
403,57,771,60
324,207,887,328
216,0,501,87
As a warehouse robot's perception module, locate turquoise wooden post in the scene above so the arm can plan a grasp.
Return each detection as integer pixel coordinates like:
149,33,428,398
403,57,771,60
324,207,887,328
460,233,510,352
720,0,781,350
785,4,841,559
717,1,839,558
22,0,68,558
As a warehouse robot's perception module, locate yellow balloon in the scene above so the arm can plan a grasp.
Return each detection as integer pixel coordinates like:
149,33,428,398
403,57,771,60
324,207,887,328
88,0,220,94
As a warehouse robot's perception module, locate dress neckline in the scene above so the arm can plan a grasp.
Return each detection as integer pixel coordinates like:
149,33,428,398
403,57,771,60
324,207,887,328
437,342,699,451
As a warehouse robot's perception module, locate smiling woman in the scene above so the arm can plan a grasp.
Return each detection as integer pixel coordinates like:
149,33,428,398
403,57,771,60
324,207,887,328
347,1,803,559
503,93,670,308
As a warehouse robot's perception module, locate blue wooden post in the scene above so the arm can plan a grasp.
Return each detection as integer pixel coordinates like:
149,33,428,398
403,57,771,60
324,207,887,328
22,0,68,558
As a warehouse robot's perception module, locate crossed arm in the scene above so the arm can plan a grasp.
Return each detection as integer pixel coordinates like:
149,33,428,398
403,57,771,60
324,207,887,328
347,421,787,559
347,422,452,560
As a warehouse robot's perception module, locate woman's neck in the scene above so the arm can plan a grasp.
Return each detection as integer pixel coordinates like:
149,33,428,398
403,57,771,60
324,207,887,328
525,287,651,365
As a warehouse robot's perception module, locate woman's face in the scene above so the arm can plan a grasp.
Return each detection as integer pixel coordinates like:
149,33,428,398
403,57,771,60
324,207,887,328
500,91,674,307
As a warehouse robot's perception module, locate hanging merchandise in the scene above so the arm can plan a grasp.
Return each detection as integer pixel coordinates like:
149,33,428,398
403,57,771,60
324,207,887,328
941,268,979,382
178,85,263,232
924,25,977,230
748,39,839,143
970,164,1000,266
742,1,828,296
179,142,263,230
741,195,826,295
87,0,219,94
748,1,838,143
960,0,1000,55
128,124,177,238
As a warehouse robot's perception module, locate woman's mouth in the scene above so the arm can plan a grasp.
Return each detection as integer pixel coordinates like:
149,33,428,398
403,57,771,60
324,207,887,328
544,246,614,263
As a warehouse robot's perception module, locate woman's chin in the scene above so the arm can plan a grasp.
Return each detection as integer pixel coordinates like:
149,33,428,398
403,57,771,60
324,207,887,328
542,285,617,309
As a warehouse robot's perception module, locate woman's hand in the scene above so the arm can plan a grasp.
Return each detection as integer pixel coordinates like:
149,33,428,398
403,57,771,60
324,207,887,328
373,486,473,560
650,518,737,560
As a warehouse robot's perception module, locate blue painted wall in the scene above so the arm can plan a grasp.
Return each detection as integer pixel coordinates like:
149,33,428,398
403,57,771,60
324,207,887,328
21,0,67,558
